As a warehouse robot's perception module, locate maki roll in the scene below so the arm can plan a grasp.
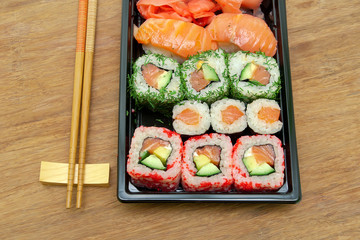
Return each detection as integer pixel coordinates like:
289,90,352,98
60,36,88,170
232,135,285,191
127,126,182,191
181,49,229,104
129,53,183,112
246,98,283,134
172,100,211,135
181,133,233,192
210,98,247,134
229,51,281,102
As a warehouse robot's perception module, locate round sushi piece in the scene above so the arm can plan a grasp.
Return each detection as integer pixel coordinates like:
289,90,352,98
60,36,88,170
126,126,182,191
232,135,285,191
210,98,247,134
181,49,229,104
129,53,183,112
229,51,281,102
181,133,233,192
172,100,211,135
246,98,283,134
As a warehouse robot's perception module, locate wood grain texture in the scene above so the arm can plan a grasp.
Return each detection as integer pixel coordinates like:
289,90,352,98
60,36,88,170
0,0,359,239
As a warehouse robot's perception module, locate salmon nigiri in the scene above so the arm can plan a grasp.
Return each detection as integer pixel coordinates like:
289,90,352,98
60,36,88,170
135,18,218,62
206,13,277,57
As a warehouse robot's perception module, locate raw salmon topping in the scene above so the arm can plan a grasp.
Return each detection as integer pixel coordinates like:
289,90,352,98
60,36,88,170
189,69,210,91
195,145,222,166
140,137,171,154
258,107,280,123
175,108,200,125
252,144,275,167
135,18,217,59
141,63,165,89
206,13,277,57
252,65,271,85
221,105,244,124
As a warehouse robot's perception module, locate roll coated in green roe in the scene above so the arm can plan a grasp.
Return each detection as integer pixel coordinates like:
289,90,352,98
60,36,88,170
129,53,183,111
229,51,281,102
181,49,229,104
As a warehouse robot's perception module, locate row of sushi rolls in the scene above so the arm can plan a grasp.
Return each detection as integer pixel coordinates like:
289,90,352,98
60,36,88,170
127,0,285,192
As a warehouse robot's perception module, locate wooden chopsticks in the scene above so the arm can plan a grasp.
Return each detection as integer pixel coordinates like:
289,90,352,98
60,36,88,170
66,0,98,209
76,0,98,208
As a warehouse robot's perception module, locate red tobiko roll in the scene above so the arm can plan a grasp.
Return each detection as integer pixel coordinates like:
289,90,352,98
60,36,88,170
127,126,182,191
232,135,285,191
181,133,233,192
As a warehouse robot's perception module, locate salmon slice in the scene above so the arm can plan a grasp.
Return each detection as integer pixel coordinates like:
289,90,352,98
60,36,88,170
206,13,277,57
141,63,165,89
141,137,170,154
195,145,222,166
252,65,270,85
189,69,210,91
241,0,262,10
215,0,242,13
258,107,280,123
252,144,275,167
175,108,200,125
221,105,244,124
135,18,218,59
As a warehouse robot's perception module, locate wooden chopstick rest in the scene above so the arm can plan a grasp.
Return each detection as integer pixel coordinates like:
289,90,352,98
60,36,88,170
40,161,110,186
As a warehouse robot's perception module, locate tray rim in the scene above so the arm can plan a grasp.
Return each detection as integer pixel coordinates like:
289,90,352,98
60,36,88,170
117,0,301,203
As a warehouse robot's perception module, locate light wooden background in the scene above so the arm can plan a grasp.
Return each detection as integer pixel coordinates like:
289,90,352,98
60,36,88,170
1,0,359,239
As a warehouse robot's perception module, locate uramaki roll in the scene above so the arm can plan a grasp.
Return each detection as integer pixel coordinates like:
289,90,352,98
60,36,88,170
181,133,233,192
127,126,182,191
232,135,285,191
210,98,247,134
181,49,229,104
229,51,281,102
172,100,211,136
129,53,183,112
246,98,283,134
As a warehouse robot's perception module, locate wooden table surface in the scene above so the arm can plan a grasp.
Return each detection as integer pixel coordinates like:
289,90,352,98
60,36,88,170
1,0,359,239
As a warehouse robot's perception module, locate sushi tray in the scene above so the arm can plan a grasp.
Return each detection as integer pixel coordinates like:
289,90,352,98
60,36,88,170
118,0,301,203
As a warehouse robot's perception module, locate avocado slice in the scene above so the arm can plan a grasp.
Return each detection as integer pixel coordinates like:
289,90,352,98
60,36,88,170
242,147,275,176
140,154,166,170
240,62,257,81
153,146,172,165
250,163,275,176
139,150,150,162
157,70,172,89
193,154,211,170
196,163,221,177
242,155,258,173
202,63,219,82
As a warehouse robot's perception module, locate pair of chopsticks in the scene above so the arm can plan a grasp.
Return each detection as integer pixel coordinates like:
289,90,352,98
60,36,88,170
66,0,98,209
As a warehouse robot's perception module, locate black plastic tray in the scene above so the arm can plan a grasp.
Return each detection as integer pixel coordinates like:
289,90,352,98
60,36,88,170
118,0,301,203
